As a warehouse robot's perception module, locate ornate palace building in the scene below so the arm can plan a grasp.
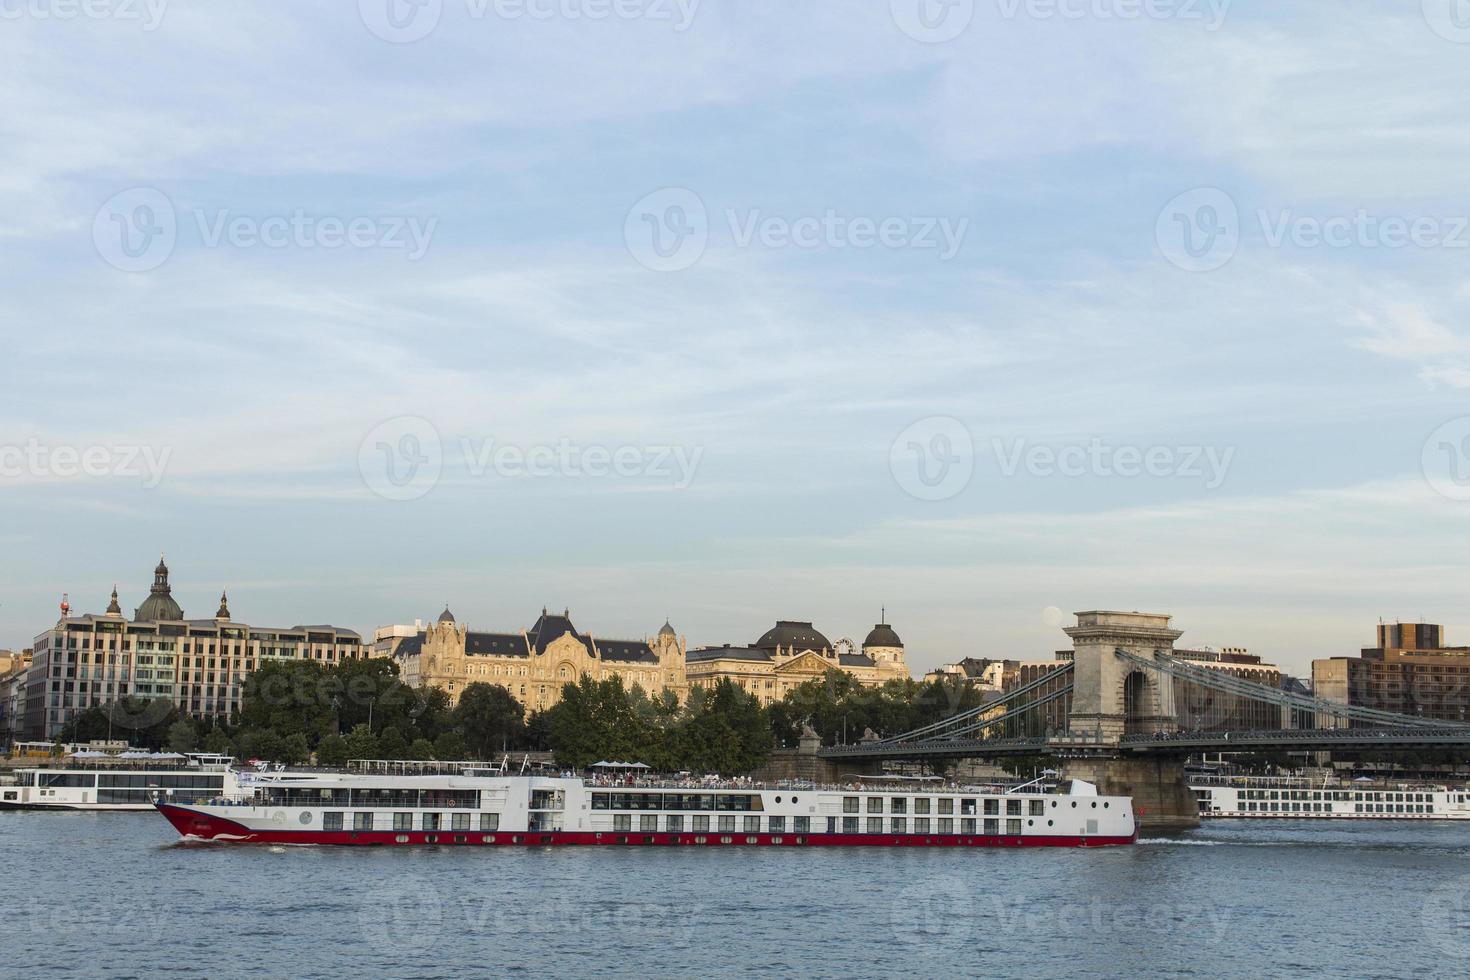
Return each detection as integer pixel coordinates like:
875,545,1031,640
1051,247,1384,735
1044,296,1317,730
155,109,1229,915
380,607,687,712
685,617,910,705
25,557,362,739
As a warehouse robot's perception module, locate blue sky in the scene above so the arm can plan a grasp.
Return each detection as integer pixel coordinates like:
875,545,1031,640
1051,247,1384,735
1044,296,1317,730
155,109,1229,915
4,0,1470,675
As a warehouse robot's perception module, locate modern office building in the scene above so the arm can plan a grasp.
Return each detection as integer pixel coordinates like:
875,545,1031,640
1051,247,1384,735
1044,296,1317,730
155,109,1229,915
1313,623,1470,725
26,557,361,739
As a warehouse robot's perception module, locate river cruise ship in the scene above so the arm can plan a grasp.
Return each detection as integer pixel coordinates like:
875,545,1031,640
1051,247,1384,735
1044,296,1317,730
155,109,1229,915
2,752,240,811
1191,775,1470,820
155,767,1137,847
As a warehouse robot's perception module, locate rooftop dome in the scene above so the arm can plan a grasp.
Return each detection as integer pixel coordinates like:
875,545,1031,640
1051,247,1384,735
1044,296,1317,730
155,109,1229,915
755,620,831,653
134,555,183,622
658,620,677,638
438,605,455,624
863,622,903,649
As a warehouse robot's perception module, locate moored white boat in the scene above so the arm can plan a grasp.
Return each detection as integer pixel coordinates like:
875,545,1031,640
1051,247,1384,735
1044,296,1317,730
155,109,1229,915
155,766,1137,847
2,752,240,811
1191,775,1470,820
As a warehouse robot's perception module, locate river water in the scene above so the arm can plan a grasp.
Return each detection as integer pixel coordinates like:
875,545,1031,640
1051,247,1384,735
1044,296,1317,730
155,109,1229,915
4,812,1469,978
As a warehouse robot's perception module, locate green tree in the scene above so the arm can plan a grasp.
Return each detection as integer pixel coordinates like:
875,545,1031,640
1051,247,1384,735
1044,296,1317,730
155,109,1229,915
408,737,436,760
283,733,311,765
202,727,232,755
166,719,198,754
316,733,348,767
452,683,525,757
377,726,409,760
433,731,467,761
342,723,378,761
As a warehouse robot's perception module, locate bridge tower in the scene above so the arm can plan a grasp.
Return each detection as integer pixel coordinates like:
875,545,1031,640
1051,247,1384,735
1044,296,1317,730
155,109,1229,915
1064,610,1183,743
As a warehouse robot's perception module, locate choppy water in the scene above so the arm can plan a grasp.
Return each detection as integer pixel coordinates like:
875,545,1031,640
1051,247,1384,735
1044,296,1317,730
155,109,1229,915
5,812,1470,978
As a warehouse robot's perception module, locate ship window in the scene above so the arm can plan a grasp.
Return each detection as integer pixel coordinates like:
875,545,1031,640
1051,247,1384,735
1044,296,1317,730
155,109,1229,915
452,813,470,831
1006,800,1022,816
1006,819,1022,834
962,798,978,816
842,817,858,833
718,816,734,832
640,815,657,832
866,817,883,833
890,798,907,815
794,817,810,833
915,818,930,834
743,816,759,833
842,797,859,814
983,819,997,835
767,816,785,833
394,813,412,831
937,798,953,815
914,798,930,815
613,815,631,831
353,812,374,832
480,813,499,832
1029,800,1044,816
692,815,709,832
395,835,409,844
938,818,953,834
867,797,884,813
891,818,906,833
422,813,441,831
666,815,683,832
983,799,998,815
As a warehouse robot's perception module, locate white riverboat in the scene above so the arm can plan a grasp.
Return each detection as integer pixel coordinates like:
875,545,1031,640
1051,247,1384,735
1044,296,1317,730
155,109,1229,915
1191,775,1470,820
155,765,1137,847
2,752,241,811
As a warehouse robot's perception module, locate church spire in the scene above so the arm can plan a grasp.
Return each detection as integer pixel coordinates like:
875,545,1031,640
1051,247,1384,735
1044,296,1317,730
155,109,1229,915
106,585,122,617
216,590,230,620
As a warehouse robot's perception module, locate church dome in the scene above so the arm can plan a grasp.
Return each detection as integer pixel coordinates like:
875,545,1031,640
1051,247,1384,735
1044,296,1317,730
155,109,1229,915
658,620,677,638
134,555,183,622
438,606,456,624
863,622,903,648
755,620,831,653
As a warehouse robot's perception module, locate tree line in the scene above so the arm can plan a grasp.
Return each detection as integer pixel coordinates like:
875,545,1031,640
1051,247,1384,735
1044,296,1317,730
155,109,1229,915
57,658,998,774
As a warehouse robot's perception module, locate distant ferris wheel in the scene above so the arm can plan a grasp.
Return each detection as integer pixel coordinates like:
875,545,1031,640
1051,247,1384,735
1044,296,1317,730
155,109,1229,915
834,637,856,657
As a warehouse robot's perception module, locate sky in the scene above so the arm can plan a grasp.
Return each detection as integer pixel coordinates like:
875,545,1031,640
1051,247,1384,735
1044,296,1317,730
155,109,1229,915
4,0,1470,677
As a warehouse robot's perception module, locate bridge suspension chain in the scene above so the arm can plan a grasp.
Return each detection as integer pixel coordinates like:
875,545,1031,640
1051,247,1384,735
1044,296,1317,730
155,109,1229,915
1115,649,1470,729
921,684,1075,742
879,664,1074,744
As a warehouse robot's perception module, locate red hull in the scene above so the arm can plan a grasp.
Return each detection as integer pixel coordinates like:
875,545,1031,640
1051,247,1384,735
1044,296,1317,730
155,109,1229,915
157,804,1135,847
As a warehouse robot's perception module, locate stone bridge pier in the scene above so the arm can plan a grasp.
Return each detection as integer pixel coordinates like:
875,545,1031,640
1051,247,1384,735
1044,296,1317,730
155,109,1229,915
1059,610,1198,830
